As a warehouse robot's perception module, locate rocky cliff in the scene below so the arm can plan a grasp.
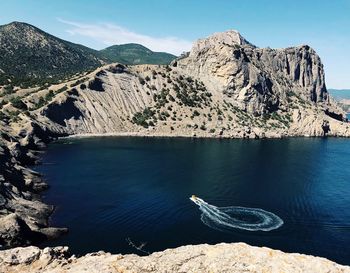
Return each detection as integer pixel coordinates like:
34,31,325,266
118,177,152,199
22,30,349,139
1,243,349,272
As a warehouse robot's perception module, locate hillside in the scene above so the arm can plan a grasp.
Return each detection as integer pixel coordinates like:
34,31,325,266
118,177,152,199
0,22,103,87
100,43,176,65
0,22,176,88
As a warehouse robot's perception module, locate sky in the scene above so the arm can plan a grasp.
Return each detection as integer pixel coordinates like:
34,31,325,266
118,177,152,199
0,0,349,88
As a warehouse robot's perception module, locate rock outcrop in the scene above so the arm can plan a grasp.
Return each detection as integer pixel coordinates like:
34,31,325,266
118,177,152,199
0,243,349,273
0,118,67,248
178,31,328,112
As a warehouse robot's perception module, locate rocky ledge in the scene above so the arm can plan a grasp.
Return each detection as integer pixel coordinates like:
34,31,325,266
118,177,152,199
0,243,349,273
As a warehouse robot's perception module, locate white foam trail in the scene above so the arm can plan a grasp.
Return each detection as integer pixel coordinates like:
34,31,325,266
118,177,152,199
190,196,283,232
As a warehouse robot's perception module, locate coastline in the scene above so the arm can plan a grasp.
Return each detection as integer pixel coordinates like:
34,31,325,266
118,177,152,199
1,242,349,272
61,131,350,140
1,122,349,250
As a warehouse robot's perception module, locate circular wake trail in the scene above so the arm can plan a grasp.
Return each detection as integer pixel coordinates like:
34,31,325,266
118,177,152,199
190,196,283,232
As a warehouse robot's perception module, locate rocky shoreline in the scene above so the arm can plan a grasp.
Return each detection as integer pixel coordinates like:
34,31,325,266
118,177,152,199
1,117,350,250
1,112,350,272
1,242,349,272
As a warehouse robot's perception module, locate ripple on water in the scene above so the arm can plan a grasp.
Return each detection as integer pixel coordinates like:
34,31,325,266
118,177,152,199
191,197,283,232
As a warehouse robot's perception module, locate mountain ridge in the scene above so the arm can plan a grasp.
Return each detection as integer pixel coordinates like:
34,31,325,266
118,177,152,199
0,22,176,87
0,21,103,86
100,43,176,65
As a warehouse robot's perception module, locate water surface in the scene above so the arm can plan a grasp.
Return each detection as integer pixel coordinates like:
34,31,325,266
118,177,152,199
37,137,350,265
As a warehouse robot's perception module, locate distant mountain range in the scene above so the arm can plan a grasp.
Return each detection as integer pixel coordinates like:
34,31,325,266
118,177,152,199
328,89,350,113
328,89,350,101
100,43,176,65
0,22,176,87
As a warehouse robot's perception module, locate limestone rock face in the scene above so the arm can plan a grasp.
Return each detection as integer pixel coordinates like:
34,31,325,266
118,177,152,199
0,243,349,273
190,30,254,54
178,31,328,115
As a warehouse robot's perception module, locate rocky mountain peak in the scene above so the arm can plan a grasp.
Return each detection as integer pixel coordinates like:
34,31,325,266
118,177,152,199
0,21,52,48
190,30,254,56
2,21,30,30
177,30,332,116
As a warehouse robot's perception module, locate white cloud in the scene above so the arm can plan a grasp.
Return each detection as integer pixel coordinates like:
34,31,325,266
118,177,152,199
57,18,192,56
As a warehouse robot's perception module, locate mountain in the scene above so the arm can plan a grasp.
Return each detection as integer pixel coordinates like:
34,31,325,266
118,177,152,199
328,89,350,100
0,22,103,87
328,89,350,113
32,30,348,138
99,43,176,65
0,22,176,88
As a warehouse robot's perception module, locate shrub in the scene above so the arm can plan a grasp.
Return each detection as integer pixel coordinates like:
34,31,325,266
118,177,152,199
45,90,55,102
10,97,27,110
3,85,14,95
8,110,20,122
132,107,155,128
0,111,8,120
88,78,104,91
138,77,146,85
193,110,200,116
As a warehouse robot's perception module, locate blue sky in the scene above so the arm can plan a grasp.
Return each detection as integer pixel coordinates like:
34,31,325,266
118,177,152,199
0,0,349,88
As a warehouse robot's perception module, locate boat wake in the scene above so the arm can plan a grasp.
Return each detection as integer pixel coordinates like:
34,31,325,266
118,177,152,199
190,196,283,232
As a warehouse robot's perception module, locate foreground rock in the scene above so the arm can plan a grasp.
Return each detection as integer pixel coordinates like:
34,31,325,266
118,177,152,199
0,243,349,273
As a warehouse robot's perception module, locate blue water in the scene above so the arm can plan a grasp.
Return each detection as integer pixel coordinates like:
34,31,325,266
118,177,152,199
37,137,350,265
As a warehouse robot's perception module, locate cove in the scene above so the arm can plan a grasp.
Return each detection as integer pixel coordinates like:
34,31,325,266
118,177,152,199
36,137,350,265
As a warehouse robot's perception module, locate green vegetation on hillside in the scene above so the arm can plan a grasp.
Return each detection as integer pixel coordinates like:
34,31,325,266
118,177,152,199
0,22,177,88
0,22,103,87
131,75,212,128
99,43,176,65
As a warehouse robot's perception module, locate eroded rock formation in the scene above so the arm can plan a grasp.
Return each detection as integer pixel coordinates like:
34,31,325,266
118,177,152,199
0,243,349,273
